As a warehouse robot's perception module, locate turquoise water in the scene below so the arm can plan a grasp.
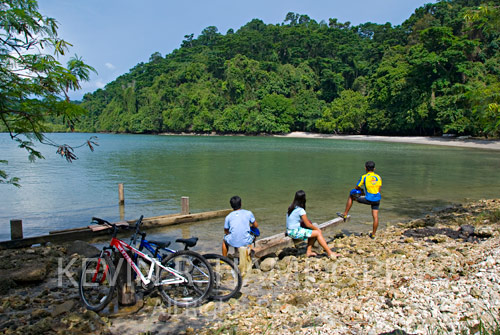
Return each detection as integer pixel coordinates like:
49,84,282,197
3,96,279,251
1,133,499,251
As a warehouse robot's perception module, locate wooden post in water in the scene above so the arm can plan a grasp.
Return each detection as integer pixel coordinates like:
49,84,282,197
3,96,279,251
181,196,189,215
118,183,125,205
10,219,23,240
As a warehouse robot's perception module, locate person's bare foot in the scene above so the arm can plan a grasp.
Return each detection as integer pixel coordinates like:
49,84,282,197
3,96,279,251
306,252,318,257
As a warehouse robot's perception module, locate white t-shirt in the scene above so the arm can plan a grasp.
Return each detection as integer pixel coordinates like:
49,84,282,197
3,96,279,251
286,206,306,230
224,209,256,247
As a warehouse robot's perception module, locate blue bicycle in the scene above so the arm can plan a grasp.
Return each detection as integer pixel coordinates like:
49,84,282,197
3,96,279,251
130,218,242,301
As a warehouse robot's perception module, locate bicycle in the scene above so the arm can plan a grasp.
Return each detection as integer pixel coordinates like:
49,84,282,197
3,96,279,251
129,221,242,301
78,216,214,312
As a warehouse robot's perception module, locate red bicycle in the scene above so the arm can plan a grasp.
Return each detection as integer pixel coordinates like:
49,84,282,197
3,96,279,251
78,216,213,311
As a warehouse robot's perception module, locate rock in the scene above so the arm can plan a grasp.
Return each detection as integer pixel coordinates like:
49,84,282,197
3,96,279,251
485,256,496,267
379,330,414,335
145,296,162,307
7,262,47,283
476,226,493,238
63,312,85,324
158,313,171,322
0,278,16,295
29,316,53,333
259,258,277,272
51,299,75,317
431,234,449,243
200,301,216,314
109,297,144,318
305,275,316,283
277,255,297,271
31,308,51,319
439,303,456,313
65,240,100,257
459,225,475,237
302,317,327,328
470,287,482,298
279,303,297,314
286,294,309,307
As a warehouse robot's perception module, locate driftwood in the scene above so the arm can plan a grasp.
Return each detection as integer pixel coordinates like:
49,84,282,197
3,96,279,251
252,216,348,258
0,209,232,249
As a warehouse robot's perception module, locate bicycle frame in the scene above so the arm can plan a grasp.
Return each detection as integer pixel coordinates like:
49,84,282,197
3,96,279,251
137,237,176,262
107,236,187,287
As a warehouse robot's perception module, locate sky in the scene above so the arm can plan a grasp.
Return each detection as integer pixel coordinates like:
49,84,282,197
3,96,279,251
38,0,436,100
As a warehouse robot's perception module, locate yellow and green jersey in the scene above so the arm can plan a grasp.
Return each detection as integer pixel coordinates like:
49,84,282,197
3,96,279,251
357,171,382,202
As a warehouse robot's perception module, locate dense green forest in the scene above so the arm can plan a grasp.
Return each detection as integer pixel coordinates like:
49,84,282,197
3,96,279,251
73,0,500,137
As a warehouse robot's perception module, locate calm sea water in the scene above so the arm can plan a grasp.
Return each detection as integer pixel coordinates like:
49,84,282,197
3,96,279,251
1,133,499,252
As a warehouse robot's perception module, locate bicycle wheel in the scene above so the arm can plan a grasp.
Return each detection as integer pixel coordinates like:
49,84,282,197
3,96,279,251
203,253,242,301
78,253,116,312
158,250,213,308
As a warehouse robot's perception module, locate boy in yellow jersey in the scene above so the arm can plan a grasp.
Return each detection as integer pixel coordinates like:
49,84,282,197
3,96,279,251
337,161,382,238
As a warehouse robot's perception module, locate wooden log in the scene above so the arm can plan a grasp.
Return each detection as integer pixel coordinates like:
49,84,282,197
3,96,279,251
0,228,110,249
1,209,232,249
138,209,232,227
49,226,89,234
252,216,348,258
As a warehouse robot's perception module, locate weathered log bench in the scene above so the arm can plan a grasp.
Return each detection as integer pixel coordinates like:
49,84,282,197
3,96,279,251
252,216,348,258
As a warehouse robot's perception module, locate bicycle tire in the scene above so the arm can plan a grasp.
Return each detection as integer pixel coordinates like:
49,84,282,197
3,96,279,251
203,253,242,301
78,253,116,312
158,250,214,308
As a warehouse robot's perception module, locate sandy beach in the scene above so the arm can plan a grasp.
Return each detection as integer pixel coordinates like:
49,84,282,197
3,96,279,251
276,132,500,151
161,131,500,150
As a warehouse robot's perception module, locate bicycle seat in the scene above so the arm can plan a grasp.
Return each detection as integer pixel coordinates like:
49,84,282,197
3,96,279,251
175,237,198,248
148,240,171,249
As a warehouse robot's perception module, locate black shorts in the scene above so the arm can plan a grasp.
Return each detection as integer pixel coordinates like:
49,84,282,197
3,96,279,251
356,196,380,210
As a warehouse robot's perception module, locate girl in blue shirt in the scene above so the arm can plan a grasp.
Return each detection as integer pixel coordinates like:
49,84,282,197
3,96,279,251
286,190,340,259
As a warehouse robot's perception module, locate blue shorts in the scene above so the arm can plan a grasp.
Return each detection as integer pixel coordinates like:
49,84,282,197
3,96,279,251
286,227,313,241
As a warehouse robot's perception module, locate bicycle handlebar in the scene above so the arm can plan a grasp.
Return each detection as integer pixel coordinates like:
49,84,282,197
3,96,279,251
91,216,137,237
91,217,110,225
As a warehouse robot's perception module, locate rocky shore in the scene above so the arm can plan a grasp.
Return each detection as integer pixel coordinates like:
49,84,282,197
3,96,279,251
1,199,499,335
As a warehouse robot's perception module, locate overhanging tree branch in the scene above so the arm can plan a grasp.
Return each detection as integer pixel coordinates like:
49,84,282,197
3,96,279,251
1,0,98,186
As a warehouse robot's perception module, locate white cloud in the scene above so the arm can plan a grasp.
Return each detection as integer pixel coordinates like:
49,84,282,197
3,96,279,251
104,62,116,70
95,80,106,89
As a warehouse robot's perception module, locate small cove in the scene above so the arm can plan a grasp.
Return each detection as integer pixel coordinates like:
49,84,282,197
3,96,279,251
1,133,499,252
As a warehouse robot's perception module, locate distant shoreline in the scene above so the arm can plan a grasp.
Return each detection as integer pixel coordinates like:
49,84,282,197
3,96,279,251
160,131,500,150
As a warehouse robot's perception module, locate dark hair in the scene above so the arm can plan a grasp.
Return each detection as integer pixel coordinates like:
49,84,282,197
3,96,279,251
287,190,306,216
365,161,375,171
230,196,241,210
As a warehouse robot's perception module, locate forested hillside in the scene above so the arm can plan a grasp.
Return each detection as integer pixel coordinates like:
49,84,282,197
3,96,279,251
75,0,500,137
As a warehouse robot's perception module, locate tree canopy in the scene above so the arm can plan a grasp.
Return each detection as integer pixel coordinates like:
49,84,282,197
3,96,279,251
0,0,97,186
47,1,500,139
